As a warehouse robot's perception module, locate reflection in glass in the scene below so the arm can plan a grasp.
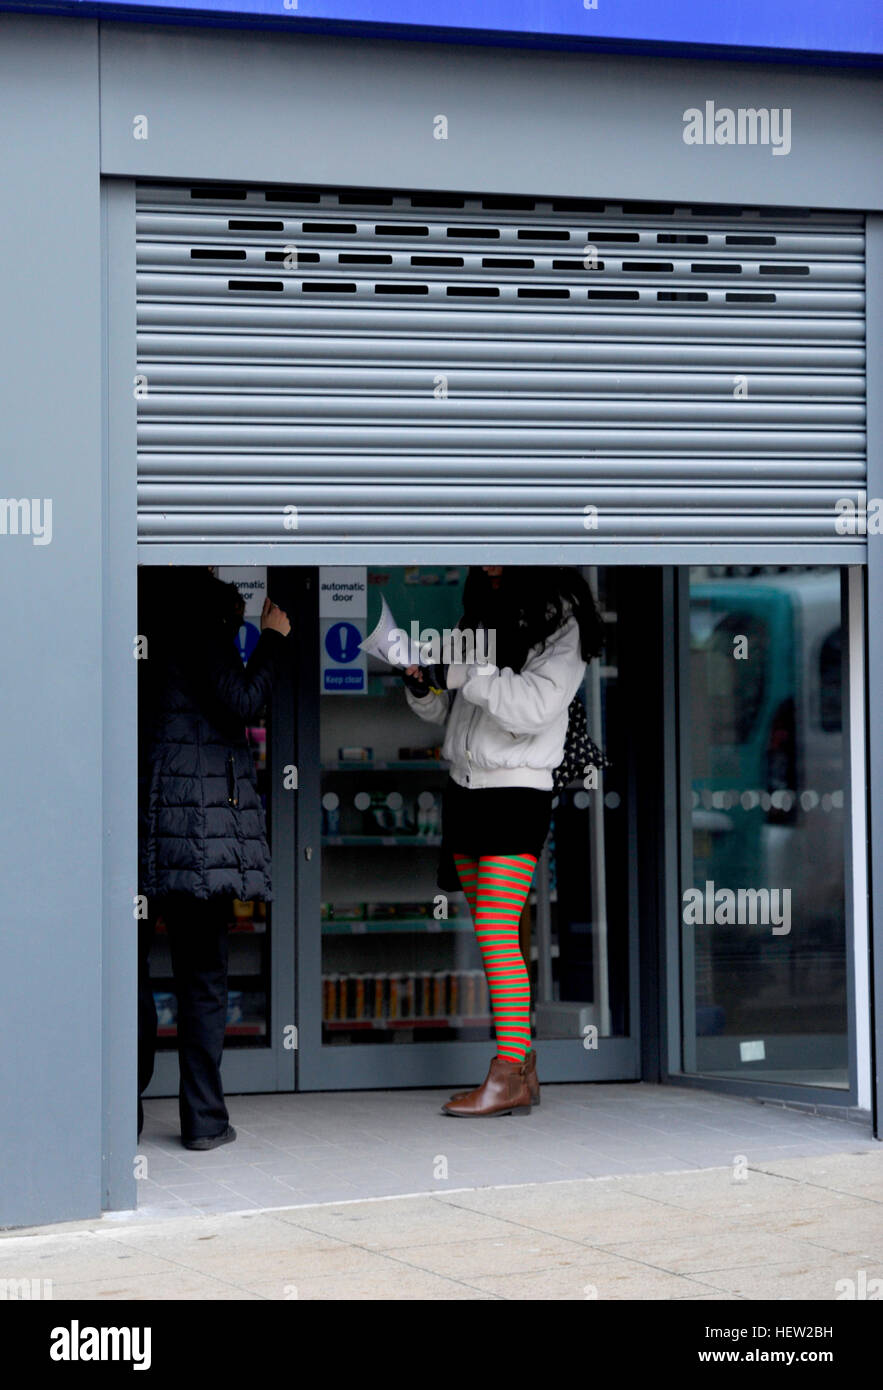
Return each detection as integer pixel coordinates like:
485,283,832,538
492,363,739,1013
685,567,847,1087
319,565,627,1049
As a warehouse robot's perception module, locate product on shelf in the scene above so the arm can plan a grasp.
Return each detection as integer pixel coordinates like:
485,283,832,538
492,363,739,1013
366,902,395,919
353,789,416,835
321,791,341,835
153,991,176,1027
338,746,372,762
247,726,267,770
397,745,443,761
324,903,366,921
475,970,490,1015
401,973,415,1019
414,790,439,837
448,972,459,1016
319,967,491,1027
461,972,476,1018
374,973,387,1019
227,990,243,1026
420,971,433,1019
232,899,254,920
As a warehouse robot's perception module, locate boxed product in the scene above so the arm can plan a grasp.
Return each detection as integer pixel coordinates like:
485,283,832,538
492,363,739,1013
153,992,177,1027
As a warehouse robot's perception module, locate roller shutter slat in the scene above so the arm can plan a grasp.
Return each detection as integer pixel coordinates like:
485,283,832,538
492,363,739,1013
135,184,865,547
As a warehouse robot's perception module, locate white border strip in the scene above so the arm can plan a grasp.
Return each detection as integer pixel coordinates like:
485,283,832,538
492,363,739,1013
849,566,873,1111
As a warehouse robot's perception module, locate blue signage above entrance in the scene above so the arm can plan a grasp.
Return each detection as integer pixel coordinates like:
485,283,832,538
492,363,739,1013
17,1,883,60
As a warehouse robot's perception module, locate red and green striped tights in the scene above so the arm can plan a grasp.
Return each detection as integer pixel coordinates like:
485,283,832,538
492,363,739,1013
453,852,537,1063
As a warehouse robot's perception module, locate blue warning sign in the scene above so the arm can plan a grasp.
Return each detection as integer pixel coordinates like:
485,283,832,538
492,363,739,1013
234,620,261,664
324,621,363,664
322,618,366,693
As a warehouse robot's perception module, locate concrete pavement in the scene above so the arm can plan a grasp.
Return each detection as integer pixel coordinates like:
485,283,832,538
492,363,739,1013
2,1086,881,1300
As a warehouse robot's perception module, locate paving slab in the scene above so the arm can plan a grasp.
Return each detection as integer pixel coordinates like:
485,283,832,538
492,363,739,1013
3,1088,881,1301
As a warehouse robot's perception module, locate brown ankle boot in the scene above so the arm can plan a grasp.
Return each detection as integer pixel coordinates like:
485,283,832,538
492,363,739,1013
442,1055,533,1118
449,1049,540,1107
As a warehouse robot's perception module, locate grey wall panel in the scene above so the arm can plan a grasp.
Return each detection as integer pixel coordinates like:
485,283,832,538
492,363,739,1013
0,15,104,1227
136,185,865,549
100,24,883,210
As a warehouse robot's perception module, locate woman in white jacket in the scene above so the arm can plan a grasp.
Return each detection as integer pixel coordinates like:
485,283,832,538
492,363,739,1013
404,565,604,1118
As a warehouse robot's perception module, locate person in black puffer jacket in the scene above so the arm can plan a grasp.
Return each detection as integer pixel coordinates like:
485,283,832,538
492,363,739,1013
137,567,291,1150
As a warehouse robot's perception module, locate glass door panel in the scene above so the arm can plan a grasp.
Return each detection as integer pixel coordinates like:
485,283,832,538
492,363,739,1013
682,565,848,1088
142,563,296,1096
534,568,630,1043
319,566,491,1047
299,564,638,1089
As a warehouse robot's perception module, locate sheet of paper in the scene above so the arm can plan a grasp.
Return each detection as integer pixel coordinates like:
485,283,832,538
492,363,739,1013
359,594,431,668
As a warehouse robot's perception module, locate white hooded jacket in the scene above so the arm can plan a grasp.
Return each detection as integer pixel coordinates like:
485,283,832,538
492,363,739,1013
405,614,586,791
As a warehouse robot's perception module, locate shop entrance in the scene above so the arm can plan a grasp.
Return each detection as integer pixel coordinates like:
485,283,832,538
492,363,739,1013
138,559,857,1103
141,562,648,1100
132,180,864,1104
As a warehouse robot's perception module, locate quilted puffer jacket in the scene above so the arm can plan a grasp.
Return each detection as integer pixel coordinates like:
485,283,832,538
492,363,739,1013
139,621,287,903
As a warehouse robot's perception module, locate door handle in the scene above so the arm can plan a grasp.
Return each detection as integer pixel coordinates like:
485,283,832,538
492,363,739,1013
304,846,313,861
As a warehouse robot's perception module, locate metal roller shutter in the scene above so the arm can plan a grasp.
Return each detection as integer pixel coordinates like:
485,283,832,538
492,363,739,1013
135,183,865,548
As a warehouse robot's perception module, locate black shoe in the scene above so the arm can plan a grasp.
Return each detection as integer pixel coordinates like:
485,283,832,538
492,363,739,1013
183,1124,237,1152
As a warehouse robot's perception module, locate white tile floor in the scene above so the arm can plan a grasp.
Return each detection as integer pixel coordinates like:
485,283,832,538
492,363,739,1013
134,1082,879,1221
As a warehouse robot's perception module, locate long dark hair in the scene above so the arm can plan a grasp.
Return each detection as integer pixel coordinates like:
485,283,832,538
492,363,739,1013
138,567,243,654
460,566,604,674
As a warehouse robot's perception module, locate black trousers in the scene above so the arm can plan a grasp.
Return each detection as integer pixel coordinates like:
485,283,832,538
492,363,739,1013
138,895,232,1141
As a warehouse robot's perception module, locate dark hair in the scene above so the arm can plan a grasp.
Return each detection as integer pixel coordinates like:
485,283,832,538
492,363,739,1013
460,566,605,673
138,567,243,660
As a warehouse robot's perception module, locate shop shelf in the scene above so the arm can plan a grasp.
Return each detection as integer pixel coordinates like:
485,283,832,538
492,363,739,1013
322,834,442,847
322,759,445,772
324,1015,492,1031
157,1022,267,1038
152,969,266,985
154,918,267,935
322,917,470,934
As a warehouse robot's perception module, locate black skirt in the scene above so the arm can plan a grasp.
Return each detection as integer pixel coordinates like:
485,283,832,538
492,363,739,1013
437,777,554,890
